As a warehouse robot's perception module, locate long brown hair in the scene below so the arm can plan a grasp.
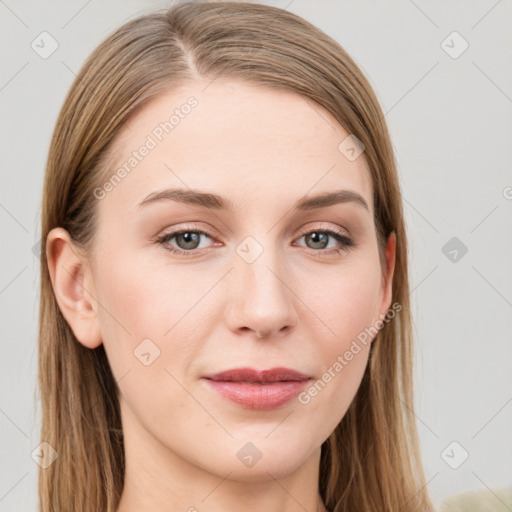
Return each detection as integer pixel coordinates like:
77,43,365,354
38,2,434,510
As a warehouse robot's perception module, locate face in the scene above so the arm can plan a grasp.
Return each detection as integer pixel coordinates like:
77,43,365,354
49,78,395,483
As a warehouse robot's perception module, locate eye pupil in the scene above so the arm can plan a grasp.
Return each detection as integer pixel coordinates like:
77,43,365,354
177,232,200,249
306,232,328,249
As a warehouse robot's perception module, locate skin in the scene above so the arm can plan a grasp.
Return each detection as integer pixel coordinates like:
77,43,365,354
47,78,395,512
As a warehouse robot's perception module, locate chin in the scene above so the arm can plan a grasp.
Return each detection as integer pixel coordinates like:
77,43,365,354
204,442,316,482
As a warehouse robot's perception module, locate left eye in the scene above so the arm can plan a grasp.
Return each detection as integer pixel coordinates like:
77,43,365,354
155,228,355,256
296,230,354,252
156,229,213,253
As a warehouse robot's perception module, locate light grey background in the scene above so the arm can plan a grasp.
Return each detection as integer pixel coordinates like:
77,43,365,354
1,1,511,510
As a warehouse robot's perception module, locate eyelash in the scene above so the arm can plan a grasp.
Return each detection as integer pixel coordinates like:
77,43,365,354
154,226,356,257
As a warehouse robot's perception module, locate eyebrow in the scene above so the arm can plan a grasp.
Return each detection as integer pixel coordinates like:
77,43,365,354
137,187,369,212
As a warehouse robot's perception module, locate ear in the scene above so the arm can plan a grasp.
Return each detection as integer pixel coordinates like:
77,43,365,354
379,231,396,317
46,227,102,349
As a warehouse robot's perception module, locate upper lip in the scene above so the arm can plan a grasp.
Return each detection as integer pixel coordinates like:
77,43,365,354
202,367,311,383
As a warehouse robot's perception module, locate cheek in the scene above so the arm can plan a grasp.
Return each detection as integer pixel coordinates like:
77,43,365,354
92,256,199,427
92,250,215,381
308,254,383,351
92,253,173,375
296,255,382,424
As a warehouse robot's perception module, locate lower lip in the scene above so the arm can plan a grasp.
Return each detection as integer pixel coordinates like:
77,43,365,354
202,379,310,410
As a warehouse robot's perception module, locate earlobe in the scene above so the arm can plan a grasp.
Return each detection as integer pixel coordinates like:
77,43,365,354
46,227,103,349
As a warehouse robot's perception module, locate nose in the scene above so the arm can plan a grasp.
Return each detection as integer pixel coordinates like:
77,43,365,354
225,241,298,340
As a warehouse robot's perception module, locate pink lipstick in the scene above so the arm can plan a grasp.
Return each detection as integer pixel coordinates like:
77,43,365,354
201,367,311,410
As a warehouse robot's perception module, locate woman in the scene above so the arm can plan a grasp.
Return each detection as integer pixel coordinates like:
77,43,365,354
38,1,435,511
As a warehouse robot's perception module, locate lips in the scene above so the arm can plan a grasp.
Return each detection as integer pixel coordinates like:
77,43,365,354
202,367,311,383
201,367,312,410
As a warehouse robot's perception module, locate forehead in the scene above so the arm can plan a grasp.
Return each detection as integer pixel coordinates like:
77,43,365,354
98,79,373,216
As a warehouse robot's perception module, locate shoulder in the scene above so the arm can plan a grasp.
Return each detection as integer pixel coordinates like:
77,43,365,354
439,486,512,512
